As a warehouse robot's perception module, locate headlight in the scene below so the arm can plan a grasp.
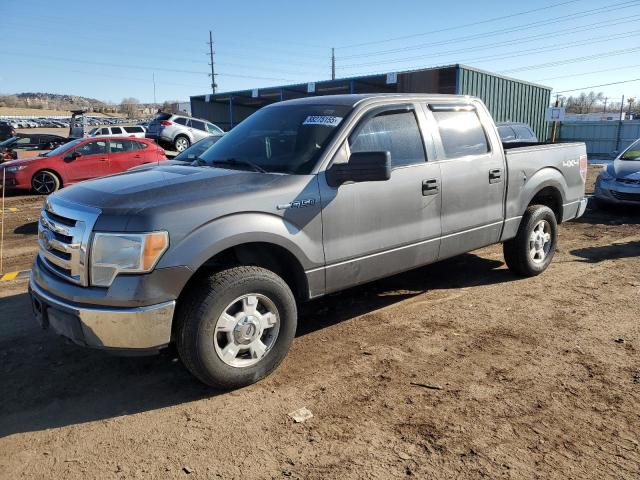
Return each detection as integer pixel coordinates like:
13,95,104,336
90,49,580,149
5,165,27,173
90,231,169,287
599,167,614,181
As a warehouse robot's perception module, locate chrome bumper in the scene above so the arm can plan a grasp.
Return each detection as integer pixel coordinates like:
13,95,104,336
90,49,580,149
576,197,588,218
29,278,175,350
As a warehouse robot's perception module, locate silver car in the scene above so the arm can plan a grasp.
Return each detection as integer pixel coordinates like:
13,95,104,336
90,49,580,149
594,138,640,206
146,113,224,152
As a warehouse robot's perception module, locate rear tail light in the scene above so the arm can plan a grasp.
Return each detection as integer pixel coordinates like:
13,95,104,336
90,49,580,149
579,154,588,183
160,120,172,126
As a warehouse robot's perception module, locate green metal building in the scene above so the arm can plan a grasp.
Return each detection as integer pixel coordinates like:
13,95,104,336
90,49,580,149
190,64,551,139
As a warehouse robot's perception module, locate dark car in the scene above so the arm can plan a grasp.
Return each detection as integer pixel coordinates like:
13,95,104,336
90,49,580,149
0,122,16,142
0,133,70,151
497,122,538,144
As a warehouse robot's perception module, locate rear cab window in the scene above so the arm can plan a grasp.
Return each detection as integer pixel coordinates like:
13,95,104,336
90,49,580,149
430,105,490,158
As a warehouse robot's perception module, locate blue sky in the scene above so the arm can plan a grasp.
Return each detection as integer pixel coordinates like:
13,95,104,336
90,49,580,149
1,0,639,105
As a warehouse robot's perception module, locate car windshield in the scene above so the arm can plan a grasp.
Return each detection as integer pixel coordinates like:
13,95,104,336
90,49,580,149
199,104,351,174
43,139,81,157
0,136,18,147
174,136,220,162
621,139,640,160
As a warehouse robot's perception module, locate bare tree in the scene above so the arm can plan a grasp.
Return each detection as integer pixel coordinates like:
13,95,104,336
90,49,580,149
120,97,140,117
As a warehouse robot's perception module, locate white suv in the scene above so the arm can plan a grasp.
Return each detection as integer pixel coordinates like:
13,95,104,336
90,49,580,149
89,125,147,138
146,113,224,152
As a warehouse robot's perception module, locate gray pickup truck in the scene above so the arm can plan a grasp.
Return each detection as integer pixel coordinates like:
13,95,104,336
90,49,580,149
30,94,587,388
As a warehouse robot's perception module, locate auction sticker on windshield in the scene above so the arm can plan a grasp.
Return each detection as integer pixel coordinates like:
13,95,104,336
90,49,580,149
303,116,343,127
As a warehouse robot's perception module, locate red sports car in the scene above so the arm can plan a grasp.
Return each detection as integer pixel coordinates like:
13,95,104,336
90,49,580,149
0,137,165,194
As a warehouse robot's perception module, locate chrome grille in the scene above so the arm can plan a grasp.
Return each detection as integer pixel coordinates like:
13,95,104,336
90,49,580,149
38,197,101,286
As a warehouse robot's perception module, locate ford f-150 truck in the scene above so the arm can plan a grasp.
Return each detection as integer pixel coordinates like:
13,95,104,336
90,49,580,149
29,94,588,388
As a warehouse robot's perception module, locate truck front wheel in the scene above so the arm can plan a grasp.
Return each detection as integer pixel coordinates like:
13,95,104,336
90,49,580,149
503,205,557,277
176,266,297,389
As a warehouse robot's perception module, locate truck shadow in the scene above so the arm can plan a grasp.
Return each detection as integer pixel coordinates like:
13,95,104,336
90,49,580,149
0,253,515,437
575,202,640,226
570,240,640,263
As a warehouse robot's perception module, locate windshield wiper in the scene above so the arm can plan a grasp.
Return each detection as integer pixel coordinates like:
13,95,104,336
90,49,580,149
190,156,208,166
212,158,267,173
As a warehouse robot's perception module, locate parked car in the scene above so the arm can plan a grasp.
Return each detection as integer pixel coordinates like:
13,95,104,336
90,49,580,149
497,122,538,144
0,134,69,151
594,138,640,206
0,121,16,141
0,137,164,194
146,113,224,152
28,94,587,389
88,125,146,138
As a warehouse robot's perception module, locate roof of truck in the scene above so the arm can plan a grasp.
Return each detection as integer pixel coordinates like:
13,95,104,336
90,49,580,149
268,93,475,108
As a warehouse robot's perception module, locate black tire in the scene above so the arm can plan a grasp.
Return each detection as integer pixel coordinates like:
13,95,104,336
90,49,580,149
176,266,297,389
31,170,61,195
174,135,190,152
503,205,558,277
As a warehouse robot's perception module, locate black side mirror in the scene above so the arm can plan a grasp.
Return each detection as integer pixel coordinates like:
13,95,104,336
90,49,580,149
64,151,81,161
328,151,391,186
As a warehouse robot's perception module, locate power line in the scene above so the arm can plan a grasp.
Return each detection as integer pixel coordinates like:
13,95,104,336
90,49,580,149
0,51,297,82
337,0,586,49
533,65,640,82
340,19,640,70
340,3,640,60
554,78,640,93
500,46,640,73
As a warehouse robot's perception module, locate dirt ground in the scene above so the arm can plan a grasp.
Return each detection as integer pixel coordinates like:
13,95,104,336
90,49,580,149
0,165,638,479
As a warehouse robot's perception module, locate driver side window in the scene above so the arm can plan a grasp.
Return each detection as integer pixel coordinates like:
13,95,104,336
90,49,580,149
349,109,426,168
77,140,107,156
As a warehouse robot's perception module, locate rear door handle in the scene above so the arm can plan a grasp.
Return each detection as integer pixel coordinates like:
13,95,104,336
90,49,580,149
422,178,440,196
489,168,503,183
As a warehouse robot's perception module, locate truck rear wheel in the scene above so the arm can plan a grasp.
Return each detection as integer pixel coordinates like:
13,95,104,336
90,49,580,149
176,266,297,389
503,205,557,277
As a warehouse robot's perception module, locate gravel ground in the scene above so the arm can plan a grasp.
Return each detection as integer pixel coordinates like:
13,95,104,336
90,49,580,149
0,166,638,479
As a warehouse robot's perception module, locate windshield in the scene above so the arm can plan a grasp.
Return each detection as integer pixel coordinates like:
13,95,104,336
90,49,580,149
621,139,640,160
0,137,17,147
174,136,220,162
199,104,351,174
44,139,81,157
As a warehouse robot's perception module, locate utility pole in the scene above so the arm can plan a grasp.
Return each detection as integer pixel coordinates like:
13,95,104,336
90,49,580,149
615,94,625,154
331,47,336,80
603,97,608,113
208,30,217,95
551,94,562,143
152,73,157,106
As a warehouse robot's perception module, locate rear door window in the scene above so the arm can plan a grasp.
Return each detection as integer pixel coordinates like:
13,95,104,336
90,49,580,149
497,126,516,142
100,127,109,135
111,127,123,135
349,108,426,168
109,139,137,153
431,108,489,158
191,119,206,131
512,125,537,141
174,117,188,126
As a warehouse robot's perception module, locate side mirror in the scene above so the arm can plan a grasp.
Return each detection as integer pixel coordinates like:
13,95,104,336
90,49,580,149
328,151,391,186
64,151,81,161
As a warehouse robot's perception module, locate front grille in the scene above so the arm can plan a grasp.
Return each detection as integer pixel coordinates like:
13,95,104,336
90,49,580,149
38,197,100,286
616,178,640,185
610,190,640,202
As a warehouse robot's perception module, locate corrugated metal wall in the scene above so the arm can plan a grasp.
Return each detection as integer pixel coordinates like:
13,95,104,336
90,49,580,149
557,121,640,157
456,66,551,141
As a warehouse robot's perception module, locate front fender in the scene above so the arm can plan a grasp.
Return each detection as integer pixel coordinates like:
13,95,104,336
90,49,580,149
157,211,324,273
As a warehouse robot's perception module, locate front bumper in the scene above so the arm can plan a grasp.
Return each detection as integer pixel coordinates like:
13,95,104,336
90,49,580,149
29,277,175,351
594,178,640,205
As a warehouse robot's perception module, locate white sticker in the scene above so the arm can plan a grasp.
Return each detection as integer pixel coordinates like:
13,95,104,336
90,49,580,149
303,115,343,127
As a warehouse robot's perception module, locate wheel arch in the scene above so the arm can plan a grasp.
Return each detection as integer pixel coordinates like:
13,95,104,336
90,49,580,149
32,168,63,192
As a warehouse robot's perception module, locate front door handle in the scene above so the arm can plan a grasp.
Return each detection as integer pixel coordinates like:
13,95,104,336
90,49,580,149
489,168,503,183
422,178,440,196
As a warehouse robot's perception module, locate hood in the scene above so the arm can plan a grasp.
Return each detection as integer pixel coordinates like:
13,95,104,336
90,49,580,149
53,163,313,232
1,156,44,168
612,158,640,178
